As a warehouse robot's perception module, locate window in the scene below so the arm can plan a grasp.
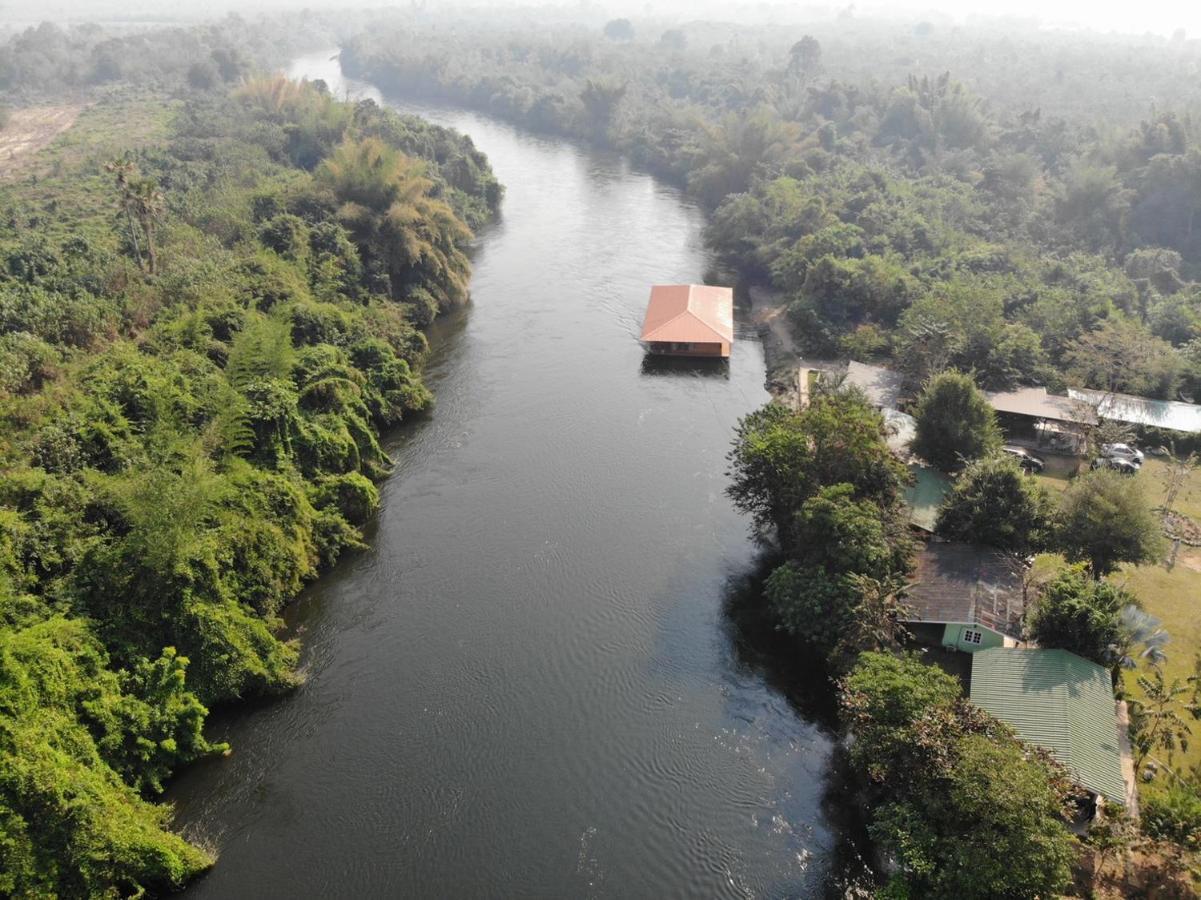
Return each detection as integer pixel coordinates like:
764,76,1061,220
963,629,983,645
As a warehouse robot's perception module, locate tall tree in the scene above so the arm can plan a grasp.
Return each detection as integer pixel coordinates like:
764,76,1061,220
935,454,1056,552
911,370,1001,472
1056,469,1165,575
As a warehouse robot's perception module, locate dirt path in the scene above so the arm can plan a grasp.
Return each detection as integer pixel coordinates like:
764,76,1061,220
0,105,84,178
748,285,840,409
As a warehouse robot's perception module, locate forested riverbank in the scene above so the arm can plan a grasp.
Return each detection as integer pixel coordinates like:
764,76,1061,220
0,42,498,893
342,19,1201,409
340,14,1201,896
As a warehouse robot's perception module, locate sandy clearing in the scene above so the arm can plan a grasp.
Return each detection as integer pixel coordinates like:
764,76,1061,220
0,104,84,178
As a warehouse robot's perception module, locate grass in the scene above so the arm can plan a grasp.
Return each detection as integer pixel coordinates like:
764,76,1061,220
1032,455,1201,784
0,88,177,250
1116,458,1201,783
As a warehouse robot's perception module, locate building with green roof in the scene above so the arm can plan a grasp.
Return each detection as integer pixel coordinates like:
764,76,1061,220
970,648,1129,806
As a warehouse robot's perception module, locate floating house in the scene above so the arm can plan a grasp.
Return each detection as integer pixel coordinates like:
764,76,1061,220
902,542,1025,653
970,647,1131,808
640,284,734,358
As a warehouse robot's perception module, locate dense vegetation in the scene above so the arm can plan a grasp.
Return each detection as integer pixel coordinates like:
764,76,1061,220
0,70,498,894
843,652,1078,898
342,17,1201,406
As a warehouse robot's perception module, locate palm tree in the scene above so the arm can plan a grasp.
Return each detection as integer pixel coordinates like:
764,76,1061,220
1131,666,1193,772
105,156,143,269
1107,605,1170,671
104,158,164,274
130,177,165,275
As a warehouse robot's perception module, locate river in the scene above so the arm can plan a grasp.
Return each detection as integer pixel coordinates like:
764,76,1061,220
167,50,854,898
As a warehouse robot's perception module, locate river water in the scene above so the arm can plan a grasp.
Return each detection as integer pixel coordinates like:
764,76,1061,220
167,50,851,898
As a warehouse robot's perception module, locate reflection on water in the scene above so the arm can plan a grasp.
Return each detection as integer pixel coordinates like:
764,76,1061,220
639,352,731,379
167,50,852,899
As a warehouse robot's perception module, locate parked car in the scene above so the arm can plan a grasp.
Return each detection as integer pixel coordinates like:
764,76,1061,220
1002,445,1045,473
1101,442,1145,465
1091,456,1140,475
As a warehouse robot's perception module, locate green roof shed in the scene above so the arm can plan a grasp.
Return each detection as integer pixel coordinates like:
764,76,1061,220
970,648,1127,804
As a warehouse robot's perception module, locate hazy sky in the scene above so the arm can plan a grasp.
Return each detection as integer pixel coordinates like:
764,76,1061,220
3,0,1200,38
862,0,1200,36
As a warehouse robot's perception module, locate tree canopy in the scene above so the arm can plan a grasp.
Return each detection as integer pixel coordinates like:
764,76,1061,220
911,371,1002,472
935,453,1056,552
1057,469,1165,576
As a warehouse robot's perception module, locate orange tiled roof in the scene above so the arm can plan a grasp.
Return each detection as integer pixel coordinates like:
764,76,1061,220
640,284,734,345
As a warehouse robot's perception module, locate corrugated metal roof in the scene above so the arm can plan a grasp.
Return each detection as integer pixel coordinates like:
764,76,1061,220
986,387,1097,425
640,284,734,345
903,541,1025,637
846,361,904,409
903,464,950,531
1068,388,1201,434
970,648,1127,803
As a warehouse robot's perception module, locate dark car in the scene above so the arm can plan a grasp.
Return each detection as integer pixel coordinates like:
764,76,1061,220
1091,456,1139,475
1002,445,1045,473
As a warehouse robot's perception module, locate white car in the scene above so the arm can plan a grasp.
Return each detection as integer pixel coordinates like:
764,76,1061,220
1101,443,1144,465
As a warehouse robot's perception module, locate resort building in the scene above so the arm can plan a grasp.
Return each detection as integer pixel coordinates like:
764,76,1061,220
970,647,1132,809
640,284,734,358
903,542,1025,653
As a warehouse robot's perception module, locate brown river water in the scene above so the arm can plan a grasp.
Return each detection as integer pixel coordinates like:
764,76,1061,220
166,50,859,898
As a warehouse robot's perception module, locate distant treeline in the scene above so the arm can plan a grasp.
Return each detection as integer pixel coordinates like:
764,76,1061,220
0,12,350,103
341,18,1201,411
0,71,499,894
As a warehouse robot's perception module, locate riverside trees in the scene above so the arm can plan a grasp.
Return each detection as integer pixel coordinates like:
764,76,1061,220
0,77,498,896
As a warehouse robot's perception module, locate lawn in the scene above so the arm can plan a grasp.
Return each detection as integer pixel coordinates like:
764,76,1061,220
1117,458,1201,782
1033,455,1201,782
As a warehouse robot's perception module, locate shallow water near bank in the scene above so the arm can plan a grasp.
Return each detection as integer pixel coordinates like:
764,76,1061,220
166,50,854,897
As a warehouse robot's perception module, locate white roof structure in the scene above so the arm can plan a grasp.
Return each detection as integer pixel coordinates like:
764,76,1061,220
1069,388,1201,434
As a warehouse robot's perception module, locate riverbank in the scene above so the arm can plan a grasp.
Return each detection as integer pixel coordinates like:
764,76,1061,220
0,77,500,896
158,52,856,898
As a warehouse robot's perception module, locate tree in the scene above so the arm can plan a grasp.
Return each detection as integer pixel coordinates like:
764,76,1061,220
1110,605,1170,671
836,572,913,658
1131,667,1194,772
1026,565,1129,665
1056,469,1165,576
911,370,1001,472
1064,317,1183,400
657,29,686,51
1087,808,1138,886
841,654,1075,899
602,18,634,42
726,391,908,545
841,652,962,773
790,482,905,575
872,734,1076,899
579,79,627,142
935,454,1056,552
787,35,822,79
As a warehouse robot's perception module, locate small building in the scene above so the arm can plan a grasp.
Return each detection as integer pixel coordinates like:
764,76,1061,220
845,360,905,410
903,542,1024,653
970,647,1130,808
640,284,733,358
1069,388,1201,435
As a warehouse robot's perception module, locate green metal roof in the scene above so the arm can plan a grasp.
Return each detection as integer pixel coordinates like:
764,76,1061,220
904,464,951,532
970,648,1127,803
